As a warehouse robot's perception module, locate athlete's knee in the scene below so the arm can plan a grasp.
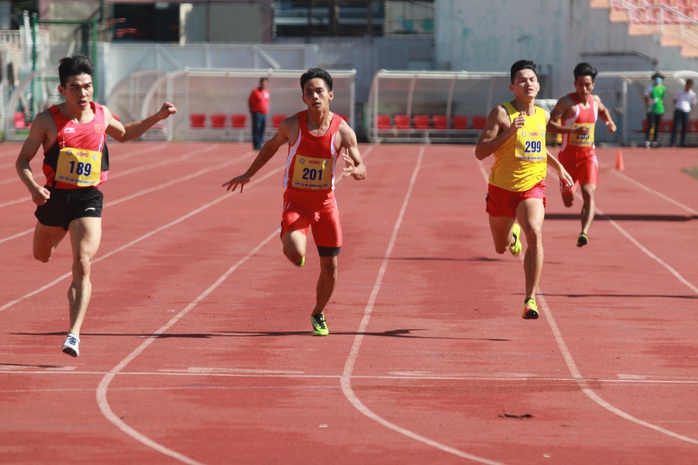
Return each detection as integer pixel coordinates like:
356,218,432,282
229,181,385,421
319,256,338,278
524,226,543,248
72,254,93,278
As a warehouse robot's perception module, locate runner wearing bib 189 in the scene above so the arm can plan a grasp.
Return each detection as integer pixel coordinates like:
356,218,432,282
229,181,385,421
16,54,177,357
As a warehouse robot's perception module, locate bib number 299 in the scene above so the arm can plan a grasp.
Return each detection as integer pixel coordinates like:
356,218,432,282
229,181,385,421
524,140,542,153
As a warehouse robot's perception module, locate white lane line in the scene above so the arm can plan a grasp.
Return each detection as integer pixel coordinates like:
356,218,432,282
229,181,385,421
95,222,279,465
4,369,698,385
341,147,504,465
609,164,698,216
538,293,698,445
0,145,250,243
478,158,698,445
94,146,374,463
597,207,698,294
547,167,697,295
0,154,270,314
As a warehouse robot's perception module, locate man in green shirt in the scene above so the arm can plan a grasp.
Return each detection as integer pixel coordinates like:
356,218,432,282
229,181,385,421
644,71,666,148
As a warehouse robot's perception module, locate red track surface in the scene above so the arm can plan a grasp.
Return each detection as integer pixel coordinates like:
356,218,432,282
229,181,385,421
1,142,696,464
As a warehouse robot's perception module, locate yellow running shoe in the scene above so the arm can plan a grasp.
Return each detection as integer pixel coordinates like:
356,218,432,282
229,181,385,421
522,298,539,320
310,313,329,336
510,223,522,256
295,256,306,267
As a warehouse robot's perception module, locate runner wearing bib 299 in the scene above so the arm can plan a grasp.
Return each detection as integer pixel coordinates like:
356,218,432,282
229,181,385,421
223,68,366,337
475,59,573,321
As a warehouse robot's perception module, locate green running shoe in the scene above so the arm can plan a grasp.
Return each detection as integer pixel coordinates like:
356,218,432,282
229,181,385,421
510,223,522,256
522,298,539,320
311,313,329,336
576,232,588,248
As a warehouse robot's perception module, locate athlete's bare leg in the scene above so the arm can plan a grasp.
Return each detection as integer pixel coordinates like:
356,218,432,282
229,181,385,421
66,217,102,337
579,183,596,235
33,222,68,263
515,198,545,302
488,215,518,254
282,230,307,265
312,255,338,316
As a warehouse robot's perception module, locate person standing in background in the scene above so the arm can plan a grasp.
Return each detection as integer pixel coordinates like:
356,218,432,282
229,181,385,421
248,77,270,150
644,72,666,148
670,78,697,148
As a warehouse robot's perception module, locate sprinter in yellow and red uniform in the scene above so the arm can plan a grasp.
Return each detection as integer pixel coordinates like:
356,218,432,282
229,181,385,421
475,59,573,320
223,68,366,336
16,54,176,357
547,62,616,248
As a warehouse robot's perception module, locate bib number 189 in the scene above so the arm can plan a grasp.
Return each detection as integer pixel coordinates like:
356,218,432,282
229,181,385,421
69,161,92,177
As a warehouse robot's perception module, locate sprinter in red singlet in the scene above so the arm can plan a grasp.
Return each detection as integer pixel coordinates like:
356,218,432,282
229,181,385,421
16,54,177,356
547,62,616,247
223,68,366,336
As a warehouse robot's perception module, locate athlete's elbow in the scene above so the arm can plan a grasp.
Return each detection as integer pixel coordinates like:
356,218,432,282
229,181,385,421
474,148,489,160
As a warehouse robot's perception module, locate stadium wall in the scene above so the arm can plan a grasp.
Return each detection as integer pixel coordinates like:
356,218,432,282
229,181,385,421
435,0,698,99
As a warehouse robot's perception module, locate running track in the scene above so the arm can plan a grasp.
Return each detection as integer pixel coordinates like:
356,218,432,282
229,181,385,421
0,142,696,464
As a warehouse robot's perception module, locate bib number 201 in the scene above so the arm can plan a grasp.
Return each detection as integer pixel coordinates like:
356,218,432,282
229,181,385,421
302,167,323,181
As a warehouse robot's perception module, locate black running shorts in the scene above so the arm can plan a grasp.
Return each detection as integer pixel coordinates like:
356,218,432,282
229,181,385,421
35,187,103,230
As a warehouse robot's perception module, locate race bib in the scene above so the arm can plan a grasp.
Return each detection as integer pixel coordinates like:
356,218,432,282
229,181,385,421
55,147,102,187
515,129,546,162
292,155,333,190
569,122,595,147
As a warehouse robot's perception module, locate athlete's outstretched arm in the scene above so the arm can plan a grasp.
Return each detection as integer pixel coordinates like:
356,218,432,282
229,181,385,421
106,102,177,142
222,117,293,193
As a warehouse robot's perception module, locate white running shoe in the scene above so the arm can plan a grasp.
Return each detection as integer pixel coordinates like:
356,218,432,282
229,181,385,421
62,333,80,357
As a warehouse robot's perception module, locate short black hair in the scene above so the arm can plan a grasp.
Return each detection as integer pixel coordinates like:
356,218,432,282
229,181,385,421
300,67,333,91
510,60,537,83
58,54,94,87
573,62,598,82
687,78,694,86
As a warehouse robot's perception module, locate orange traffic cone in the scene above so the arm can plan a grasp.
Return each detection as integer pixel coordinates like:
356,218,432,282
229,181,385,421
615,148,624,171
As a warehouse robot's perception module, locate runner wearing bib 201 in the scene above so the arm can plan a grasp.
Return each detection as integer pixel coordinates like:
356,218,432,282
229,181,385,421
558,93,598,194
35,102,109,230
281,111,343,255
